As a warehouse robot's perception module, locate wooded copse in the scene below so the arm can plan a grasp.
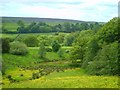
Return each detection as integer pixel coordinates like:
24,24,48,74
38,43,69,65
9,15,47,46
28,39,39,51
70,17,119,75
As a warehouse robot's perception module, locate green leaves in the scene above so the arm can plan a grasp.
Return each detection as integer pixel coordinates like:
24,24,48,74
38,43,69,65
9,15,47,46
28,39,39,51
96,17,118,44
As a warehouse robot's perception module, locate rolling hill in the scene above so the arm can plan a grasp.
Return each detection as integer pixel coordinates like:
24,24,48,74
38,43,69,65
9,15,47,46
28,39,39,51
2,16,104,24
1,17,105,33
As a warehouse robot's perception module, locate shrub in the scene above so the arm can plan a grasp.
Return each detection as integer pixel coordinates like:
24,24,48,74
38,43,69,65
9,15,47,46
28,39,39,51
69,59,82,67
1,38,10,53
24,36,39,47
65,50,70,53
38,43,46,58
46,47,52,52
54,32,59,35
64,34,75,46
2,61,6,75
20,74,24,76
7,75,12,79
58,48,63,57
51,40,61,52
10,41,29,55
32,72,40,79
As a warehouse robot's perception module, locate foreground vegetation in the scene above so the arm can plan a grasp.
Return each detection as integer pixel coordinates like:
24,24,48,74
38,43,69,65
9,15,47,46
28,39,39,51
3,68,118,88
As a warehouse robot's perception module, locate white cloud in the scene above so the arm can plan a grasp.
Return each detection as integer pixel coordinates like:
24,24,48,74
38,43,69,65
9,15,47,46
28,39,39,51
1,0,119,22
1,0,119,5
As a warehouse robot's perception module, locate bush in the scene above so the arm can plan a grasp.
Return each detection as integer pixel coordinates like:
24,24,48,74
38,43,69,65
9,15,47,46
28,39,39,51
54,32,59,35
20,74,24,76
69,59,82,67
1,38,10,53
10,41,29,55
38,43,46,58
58,48,63,57
32,72,40,79
2,61,6,75
65,50,70,53
51,40,61,52
7,75,12,79
46,47,52,52
64,34,75,46
24,36,39,47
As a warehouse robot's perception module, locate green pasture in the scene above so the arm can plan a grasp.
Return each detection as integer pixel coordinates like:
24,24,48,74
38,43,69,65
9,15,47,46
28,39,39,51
2,22,19,31
2,22,30,31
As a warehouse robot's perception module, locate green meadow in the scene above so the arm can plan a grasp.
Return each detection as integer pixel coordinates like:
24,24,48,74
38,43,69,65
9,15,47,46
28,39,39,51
3,68,118,88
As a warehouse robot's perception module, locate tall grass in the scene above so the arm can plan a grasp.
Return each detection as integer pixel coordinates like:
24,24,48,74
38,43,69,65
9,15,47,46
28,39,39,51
3,68,118,88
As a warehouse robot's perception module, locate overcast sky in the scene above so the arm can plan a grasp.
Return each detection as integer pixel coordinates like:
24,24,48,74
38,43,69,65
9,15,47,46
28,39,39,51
0,0,119,22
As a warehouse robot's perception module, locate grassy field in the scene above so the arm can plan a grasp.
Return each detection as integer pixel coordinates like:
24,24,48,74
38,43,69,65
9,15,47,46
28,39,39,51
2,46,119,88
2,22,19,31
3,68,118,88
2,46,72,87
2,22,30,31
2,46,71,71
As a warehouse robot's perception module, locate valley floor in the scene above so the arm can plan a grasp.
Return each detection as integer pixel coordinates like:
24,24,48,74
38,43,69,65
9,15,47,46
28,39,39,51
2,46,119,88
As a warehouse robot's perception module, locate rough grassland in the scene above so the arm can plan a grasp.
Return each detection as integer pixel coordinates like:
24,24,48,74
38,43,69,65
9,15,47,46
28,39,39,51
2,47,119,88
3,68,118,88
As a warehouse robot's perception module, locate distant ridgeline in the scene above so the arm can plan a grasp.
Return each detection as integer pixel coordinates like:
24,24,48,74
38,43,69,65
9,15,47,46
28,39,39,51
2,17,105,34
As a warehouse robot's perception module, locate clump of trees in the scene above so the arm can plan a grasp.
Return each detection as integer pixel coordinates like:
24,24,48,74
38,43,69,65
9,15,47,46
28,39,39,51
86,42,118,75
70,17,119,75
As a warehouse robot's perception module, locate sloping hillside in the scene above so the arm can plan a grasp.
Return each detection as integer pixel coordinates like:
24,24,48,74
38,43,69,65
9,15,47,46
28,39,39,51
2,17,104,24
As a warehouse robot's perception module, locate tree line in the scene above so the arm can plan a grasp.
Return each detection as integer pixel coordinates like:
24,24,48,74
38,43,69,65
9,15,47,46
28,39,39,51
2,20,103,34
